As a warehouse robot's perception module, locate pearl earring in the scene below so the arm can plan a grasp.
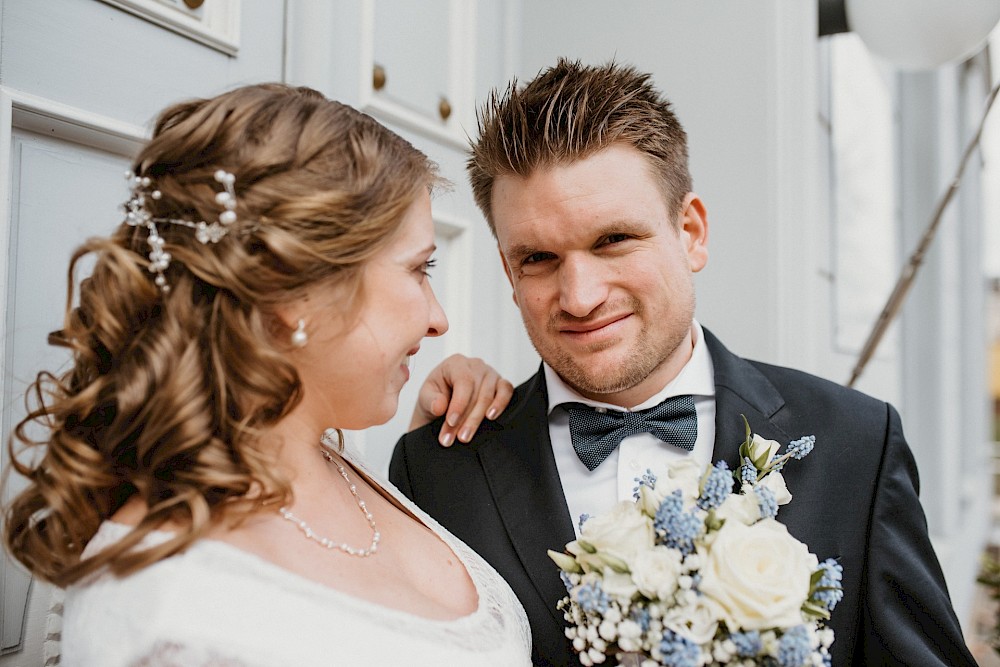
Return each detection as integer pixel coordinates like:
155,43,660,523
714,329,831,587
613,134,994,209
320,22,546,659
291,319,308,348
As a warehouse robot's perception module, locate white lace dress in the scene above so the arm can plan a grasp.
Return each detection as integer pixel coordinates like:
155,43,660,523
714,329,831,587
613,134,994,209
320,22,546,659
60,452,531,666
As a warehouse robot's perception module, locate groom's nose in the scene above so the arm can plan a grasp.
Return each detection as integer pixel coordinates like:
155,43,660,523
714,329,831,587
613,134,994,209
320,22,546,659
558,255,609,318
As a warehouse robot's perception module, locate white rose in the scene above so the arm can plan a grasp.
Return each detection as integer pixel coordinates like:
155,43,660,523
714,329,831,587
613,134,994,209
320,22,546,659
715,490,760,526
698,518,817,631
637,484,665,517
568,501,654,571
746,434,781,470
631,546,684,600
758,471,792,505
601,568,639,600
665,459,704,502
638,459,703,516
667,595,722,645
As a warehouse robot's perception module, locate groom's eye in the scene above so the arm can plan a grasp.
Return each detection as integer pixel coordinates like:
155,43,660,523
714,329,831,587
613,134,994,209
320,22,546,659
523,251,555,265
599,233,632,246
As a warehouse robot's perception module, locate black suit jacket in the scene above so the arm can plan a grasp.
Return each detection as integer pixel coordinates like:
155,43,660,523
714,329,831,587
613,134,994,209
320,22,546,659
390,329,975,666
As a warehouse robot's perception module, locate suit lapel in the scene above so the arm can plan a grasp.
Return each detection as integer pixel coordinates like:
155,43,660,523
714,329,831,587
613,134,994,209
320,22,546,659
476,368,577,627
704,328,792,462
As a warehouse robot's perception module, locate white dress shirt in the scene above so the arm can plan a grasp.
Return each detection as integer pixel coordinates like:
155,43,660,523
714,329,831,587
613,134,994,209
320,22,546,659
546,320,716,535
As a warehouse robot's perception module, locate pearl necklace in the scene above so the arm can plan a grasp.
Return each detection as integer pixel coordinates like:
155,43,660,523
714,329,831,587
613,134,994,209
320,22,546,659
277,429,381,557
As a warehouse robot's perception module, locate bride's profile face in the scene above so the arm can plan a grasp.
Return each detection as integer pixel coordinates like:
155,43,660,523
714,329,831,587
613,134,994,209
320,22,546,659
290,190,448,429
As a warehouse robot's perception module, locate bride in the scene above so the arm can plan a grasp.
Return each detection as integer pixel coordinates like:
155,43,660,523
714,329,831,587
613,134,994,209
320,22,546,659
3,83,529,665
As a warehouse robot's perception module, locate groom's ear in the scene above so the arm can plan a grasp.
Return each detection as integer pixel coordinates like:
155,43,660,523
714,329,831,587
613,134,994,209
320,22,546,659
497,244,519,308
678,192,709,273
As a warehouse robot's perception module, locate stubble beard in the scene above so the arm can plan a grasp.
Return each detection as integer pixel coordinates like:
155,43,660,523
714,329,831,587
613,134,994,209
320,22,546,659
524,294,695,399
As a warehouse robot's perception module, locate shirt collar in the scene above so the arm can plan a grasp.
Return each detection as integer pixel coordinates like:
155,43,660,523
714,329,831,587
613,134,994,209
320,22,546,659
544,320,715,414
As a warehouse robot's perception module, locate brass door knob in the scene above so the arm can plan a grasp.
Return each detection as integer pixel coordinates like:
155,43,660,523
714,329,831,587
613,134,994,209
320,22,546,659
373,65,387,91
438,97,452,121
183,0,205,8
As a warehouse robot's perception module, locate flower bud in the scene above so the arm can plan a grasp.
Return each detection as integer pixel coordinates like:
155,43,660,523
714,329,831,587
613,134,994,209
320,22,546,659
549,550,584,573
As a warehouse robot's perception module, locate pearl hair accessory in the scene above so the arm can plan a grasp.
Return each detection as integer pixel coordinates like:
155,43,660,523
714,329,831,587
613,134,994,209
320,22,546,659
122,169,238,292
277,428,381,557
291,319,308,348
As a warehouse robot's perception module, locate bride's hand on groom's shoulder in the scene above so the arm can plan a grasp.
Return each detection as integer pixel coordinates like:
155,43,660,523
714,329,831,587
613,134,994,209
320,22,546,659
409,354,513,447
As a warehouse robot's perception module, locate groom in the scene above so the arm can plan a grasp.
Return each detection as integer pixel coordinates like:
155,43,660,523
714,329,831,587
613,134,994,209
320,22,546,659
389,59,975,666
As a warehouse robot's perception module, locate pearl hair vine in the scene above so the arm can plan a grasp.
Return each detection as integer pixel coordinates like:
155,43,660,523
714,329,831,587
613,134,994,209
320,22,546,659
122,169,238,292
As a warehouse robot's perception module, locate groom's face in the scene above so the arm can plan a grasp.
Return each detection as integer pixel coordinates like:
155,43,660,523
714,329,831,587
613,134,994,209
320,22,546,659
491,143,709,407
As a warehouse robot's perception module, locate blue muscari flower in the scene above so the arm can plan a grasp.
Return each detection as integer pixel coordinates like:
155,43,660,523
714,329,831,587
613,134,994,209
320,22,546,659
578,513,591,532
755,485,778,519
632,607,651,632
812,558,845,611
633,468,658,500
575,580,610,614
559,571,574,594
740,457,758,484
777,625,811,667
697,461,732,510
653,490,702,555
729,630,763,657
787,435,815,460
659,629,700,667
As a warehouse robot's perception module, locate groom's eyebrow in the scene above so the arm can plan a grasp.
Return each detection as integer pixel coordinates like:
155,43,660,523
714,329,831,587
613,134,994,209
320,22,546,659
505,220,652,263
504,243,542,266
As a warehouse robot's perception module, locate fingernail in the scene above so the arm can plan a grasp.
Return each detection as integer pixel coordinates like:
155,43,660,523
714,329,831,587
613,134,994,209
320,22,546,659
440,432,454,447
487,407,497,420
447,413,459,427
459,427,472,442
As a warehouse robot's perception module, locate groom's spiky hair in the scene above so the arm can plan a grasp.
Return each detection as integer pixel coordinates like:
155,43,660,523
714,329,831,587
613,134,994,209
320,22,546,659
467,58,692,236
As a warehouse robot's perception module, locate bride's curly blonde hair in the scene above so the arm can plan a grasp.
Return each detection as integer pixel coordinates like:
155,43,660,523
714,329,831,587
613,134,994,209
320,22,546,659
2,83,439,586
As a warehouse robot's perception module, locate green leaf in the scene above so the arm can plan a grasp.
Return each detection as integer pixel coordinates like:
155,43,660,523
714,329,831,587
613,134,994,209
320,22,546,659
738,415,752,460
576,539,597,554
800,600,832,620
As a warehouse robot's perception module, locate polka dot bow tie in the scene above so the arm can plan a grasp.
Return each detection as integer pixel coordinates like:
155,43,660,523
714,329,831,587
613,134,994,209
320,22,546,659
565,395,698,471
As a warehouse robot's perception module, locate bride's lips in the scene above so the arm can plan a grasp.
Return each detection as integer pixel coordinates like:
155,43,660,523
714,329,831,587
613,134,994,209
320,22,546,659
559,314,631,341
401,346,420,381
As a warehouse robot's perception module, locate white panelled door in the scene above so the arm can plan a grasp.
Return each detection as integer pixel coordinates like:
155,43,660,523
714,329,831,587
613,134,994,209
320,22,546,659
0,0,284,661
1,2,534,663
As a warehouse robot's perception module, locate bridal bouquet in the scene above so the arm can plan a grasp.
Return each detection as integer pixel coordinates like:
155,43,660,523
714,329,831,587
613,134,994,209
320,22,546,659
548,418,843,667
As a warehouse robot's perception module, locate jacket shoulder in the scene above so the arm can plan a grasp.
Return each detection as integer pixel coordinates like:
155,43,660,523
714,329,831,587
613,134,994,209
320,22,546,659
394,367,546,454
748,358,889,418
